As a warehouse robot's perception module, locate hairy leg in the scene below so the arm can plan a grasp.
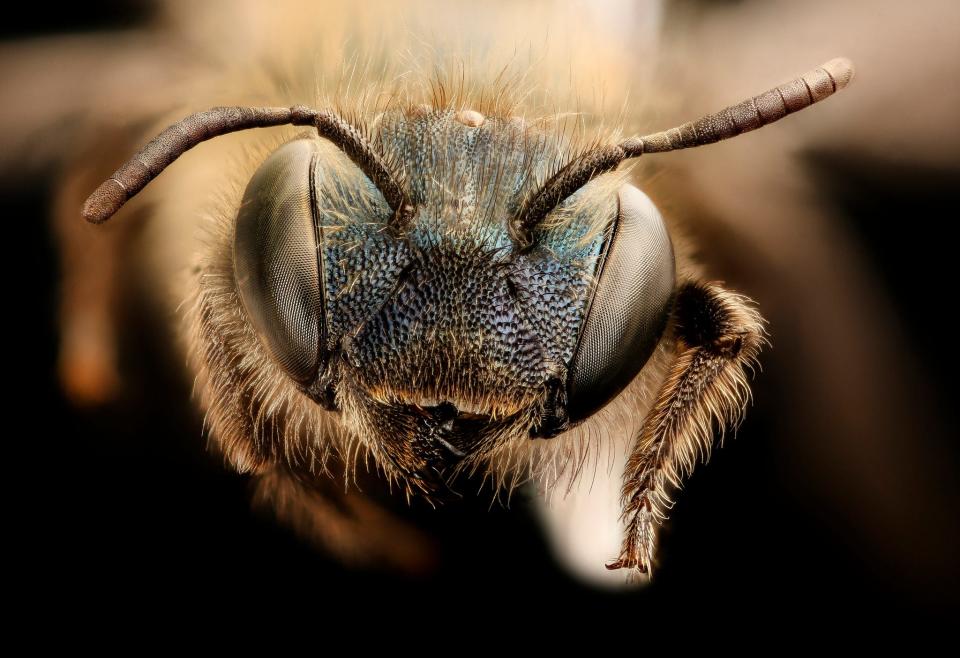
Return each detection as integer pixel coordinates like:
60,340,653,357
608,281,767,579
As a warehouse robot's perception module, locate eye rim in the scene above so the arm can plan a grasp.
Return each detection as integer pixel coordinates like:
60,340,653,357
233,138,326,386
564,183,676,424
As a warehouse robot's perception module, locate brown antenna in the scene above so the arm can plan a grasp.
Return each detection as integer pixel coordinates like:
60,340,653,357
512,57,855,250
81,105,413,227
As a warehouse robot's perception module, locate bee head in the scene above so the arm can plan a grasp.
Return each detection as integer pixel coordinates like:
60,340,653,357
231,109,674,495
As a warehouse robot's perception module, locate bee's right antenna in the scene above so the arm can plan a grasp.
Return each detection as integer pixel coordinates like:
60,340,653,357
82,105,414,227
513,57,855,250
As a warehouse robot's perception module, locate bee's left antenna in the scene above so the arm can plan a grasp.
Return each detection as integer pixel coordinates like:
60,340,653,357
513,57,855,250
82,105,414,227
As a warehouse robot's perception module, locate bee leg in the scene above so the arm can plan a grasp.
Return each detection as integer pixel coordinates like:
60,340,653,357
607,281,767,580
54,133,143,405
252,467,438,574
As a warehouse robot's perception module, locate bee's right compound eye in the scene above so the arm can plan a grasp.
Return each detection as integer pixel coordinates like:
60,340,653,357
233,139,324,385
565,184,676,423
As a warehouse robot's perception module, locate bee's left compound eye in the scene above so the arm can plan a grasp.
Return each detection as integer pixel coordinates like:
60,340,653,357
565,184,676,423
233,139,324,385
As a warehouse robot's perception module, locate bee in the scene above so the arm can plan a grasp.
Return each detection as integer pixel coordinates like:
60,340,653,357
77,40,853,584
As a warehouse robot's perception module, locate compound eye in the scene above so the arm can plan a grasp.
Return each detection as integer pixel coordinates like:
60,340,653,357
233,139,323,384
566,184,676,422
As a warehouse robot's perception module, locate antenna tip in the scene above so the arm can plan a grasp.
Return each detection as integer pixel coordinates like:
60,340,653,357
823,57,855,90
82,179,126,224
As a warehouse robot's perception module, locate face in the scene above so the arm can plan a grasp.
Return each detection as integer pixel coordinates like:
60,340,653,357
208,107,675,499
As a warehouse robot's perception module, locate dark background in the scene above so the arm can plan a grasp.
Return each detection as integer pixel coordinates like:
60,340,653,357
7,0,958,634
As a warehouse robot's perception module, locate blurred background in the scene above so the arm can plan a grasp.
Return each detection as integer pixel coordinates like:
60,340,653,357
3,0,957,632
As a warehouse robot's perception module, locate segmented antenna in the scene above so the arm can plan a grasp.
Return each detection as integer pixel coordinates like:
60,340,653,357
512,57,855,250
81,105,413,226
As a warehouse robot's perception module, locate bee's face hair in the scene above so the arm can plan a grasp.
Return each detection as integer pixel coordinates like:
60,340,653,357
192,100,628,501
